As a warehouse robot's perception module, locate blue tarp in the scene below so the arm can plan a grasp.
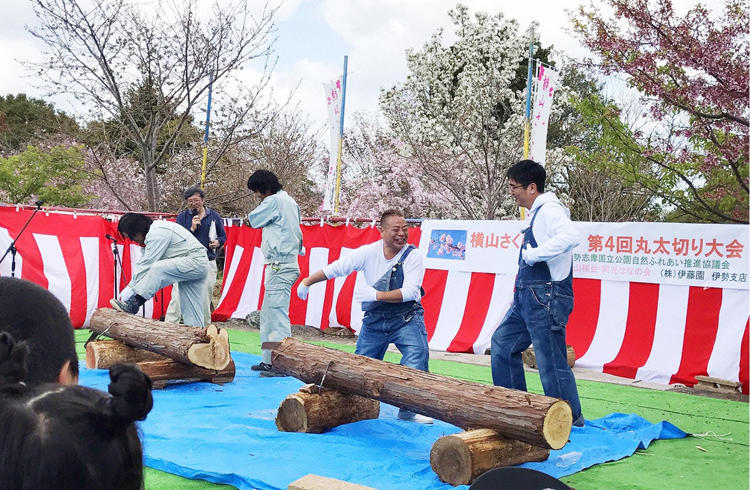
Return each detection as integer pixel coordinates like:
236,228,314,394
79,352,686,489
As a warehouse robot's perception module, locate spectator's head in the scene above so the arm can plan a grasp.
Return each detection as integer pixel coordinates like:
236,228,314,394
117,213,153,245
0,331,153,490
0,277,78,385
379,208,408,249
506,160,546,209
247,170,282,198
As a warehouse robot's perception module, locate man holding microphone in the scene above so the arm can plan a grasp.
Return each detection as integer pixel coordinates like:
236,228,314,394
165,186,226,325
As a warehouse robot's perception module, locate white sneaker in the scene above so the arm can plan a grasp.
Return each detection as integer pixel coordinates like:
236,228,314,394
398,410,434,424
410,414,434,424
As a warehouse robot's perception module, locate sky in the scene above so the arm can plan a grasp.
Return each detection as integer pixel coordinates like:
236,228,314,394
0,0,721,135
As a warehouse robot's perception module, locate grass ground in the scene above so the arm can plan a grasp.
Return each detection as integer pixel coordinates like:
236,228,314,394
74,329,749,489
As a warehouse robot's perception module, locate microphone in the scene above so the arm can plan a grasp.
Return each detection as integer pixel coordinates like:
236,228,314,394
35,200,44,208
191,208,199,216
105,234,117,241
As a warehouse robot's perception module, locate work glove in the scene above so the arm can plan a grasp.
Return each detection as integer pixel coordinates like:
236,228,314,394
521,244,539,265
353,285,378,303
296,282,309,300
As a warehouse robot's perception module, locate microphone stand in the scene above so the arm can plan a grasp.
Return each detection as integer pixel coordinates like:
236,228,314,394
0,201,44,276
105,235,121,301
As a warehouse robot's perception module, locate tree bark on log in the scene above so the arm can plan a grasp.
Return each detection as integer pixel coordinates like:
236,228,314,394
276,384,380,433
138,359,236,389
272,338,572,449
86,340,166,369
89,308,231,370
430,429,550,485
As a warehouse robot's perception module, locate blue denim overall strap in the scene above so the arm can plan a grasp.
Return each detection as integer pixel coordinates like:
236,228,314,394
492,201,582,422
361,244,422,316
516,204,574,294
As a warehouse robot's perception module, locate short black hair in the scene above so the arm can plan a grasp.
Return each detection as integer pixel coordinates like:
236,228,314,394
247,169,282,195
380,208,405,227
183,186,205,200
0,333,153,489
0,277,78,385
117,213,153,241
507,160,546,193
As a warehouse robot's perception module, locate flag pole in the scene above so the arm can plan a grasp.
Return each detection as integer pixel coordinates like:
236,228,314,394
521,34,535,220
200,72,214,189
333,55,348,216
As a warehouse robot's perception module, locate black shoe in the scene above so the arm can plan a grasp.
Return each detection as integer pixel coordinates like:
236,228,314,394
251,362,272,372
110,297,140,314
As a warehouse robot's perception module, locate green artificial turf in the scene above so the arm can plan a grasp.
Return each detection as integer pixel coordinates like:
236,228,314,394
75,329,749,489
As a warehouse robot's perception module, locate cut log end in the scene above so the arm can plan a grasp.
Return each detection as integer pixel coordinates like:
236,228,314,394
276,396,309,432
187,325,230,370
542,400,573,450
430,435,473,485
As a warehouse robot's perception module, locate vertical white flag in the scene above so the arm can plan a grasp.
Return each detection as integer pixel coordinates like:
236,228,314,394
529,63,558,166
322,78,343,212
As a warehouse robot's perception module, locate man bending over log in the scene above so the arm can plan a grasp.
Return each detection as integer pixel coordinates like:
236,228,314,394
110,213,209,327
492,160,585,427
297,209,433,424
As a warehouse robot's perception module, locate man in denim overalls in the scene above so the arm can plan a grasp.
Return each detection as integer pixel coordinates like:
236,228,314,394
247,170,304,377
297,209,433,423
491,160,584,427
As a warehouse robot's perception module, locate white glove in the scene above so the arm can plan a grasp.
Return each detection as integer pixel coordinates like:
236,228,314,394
299,245,306,256
521,245,538,265
296,282,309,300
354,285,378,303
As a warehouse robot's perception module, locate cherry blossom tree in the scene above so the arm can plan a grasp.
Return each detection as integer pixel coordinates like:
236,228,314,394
572,0,748,223
380,5,533,220
339,114,452,219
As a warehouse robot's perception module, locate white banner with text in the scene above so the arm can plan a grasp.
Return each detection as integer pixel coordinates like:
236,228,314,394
419,220,748,290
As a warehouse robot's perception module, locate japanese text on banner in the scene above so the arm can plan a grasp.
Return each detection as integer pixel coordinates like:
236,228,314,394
322,78,343,211
529,63,557,166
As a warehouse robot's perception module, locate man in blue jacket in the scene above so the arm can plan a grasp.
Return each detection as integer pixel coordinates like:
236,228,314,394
164,186,226,325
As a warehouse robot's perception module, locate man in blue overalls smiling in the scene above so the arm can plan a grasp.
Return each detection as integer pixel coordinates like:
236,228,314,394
491,160,585,427
297,209,433,423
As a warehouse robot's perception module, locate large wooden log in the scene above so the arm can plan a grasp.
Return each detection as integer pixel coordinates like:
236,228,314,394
276,384,380,433
272,338,572,449
139,359,236,389
86,340,166,369
430,429,550,485
89,308,230,370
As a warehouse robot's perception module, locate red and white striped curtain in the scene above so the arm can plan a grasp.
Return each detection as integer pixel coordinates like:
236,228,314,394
214,224,749,393
0,207,172,323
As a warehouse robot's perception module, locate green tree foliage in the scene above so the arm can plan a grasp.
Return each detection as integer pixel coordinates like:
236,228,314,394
0,94,79,153
0,145,92,206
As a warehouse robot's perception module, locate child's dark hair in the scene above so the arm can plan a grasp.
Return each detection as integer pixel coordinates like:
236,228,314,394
117,213,154,241
0,277,78,385
247,169,282,195
506,159,546,193
0,331,153,490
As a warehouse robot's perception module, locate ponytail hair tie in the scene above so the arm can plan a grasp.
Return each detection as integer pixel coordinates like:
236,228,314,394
98,364,153,434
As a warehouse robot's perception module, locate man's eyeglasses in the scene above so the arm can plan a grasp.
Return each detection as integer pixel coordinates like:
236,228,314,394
508,183,528,191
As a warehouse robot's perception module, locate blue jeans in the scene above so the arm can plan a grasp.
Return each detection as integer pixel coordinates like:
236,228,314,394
356,308,429,372
490,282,582,420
